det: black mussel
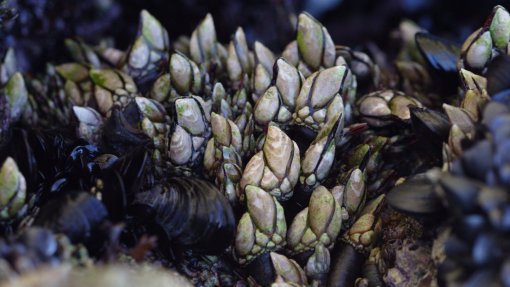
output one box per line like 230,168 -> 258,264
244,251 -> 308,287
15,227 -> 59,259
442,234 -> 471,260
415,33 -> 459,75
362,263 -> 384,287
102,106 -> 152,155
472,233 -> 501,266
131,177 -> 235,254
387,172 -> 445,217
437,173 -> 481,214
415,32 -> 460,93
455,215 -> 488,241
245,252 -> 275,286
410,107 -> 450,157
327,242 -> 365,287
456,140 -> 493,182
410,107 -> 450,142
100,147 -> 151,220
487,54 -> 510,96
55,145 -> 101,190
491,90 -> 510,109
0,227 -> 61,275
464,270 -> 501,287
34,191 -> 108,244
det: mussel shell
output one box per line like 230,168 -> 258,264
442,234 -> 471,260
245,252 -> 275,287
456,140 -> 492,182
132,177 -> 235,254
102,106 -> 152,155
34,191 -> 108,244
121,100 -> 144,130
410,107 -> 450,142
491,90 -> 510,108
410,107 -> 450,157
454,215 -> 488,242
387,173 -> 445,217
16,227 -> 59,260
471,233 -> 502,266
415,32 -> 460,93
464,270 -> 501,287
101,147 -> 150,220
362,263 -> 384,287
437,174 -> 481,214
327,242 -> 364,287
487,54 -> 510,96
415,33 -> 459,75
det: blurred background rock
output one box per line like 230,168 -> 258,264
0,0 -> 503,72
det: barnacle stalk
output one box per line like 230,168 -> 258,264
169,52 -> 203,97
226,27 -> 253,85
211,82 -> 232,119
287,185 -> 342,255
203,112 -> 243,204
56,63 -> 93,106
294,13 -> 335,76
89,69 -> 138,116
251,41 -> 275,102
357,89 -> 422,127
73,106 -> 103,144
300,115 -> 342,191
459,5 -> 510,71
293,65 -> 350,131
270,252 -> 308,286
4,72 -> 28,122
65,38 -> 101,68
124,10 -> 170,87
240,125 -> 300,201
235,186 -> 286,265
166,96 -> 211,174
305,244 -> 330,287
0,157 -> 26,220
135,97 -> 170,163
189,14 -> 224,73
0,48 -> 17,86
254,58 -> 304,129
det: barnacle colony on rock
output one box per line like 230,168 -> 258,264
2,3 -> 510,287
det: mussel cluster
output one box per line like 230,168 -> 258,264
1,3 -> 510,287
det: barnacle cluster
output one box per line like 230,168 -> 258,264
1,3 -> 510,287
